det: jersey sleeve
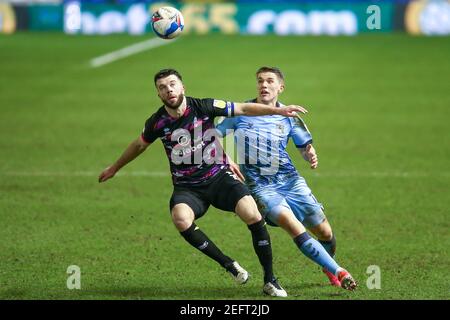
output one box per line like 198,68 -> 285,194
215,117 -> 237,137
289,116 -> 313,148
141,115 -> 159,144
198,98 -> 236,118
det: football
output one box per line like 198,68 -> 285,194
151,6 -> 184,39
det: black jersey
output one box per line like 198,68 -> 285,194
141,96 -> 235,186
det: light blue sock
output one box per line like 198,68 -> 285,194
294,232 -> 340,275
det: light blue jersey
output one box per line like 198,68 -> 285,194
216,101 -> 325,228
216,101 -> 312,188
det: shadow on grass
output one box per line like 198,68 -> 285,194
80,281 -> 349,300
286,282 -> 349,299
0,289 -> 28,299
0,281 -> 352,300
82,285 -> 268,300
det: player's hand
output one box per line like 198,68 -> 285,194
304,144 -> 318,169
229,160 -> 245,183
98,165 -> 118,183
279,105 -> 308,117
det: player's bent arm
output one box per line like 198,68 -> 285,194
299,147 -> 309,162
233,102 -> 307,117
299,144 -> 318,169
98,137 -> 150,183
112,137 -> 150,171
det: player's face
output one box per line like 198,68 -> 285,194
156,75 -> 185,109
257,72 -> 284,104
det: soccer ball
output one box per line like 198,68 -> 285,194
151,7 -> 184,39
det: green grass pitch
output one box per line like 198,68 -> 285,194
0,33 -> 449,300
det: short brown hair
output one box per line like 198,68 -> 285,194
154,69 -> 183,85
256,66 -> 285,83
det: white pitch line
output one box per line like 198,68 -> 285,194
1,171 -> 448,178
309,172 -> 450,178
1,171 -> 169,177
89,37 -> 177,68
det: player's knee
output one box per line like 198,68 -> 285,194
242,211 -> 262,225
235,196 -> 262,225
316,225 -> 333,241
309,217 -> 333,241
246,214 -> 262,225
171,205 -> 195,231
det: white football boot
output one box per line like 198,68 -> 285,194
226,261 -> 249,285
263,278 -> 288,297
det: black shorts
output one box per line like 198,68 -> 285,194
169,169 -> 251,219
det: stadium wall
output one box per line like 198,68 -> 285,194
1,0 -> 449,35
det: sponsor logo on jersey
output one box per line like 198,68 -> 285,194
177,135 -> 190,146
276,124 -> 285,134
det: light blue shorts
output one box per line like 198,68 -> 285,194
251,174 -> 326,229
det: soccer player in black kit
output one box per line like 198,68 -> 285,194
98,69 -> 307,297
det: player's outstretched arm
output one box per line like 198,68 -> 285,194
234,102 -> 307,117
98,137 -> 150,183
300,144 -> 318,169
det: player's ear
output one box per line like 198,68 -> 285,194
279,83 -> 285,94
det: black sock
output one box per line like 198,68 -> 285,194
318,234 -> 336,258
248,219 -> 274,283
180,223 -> 233,268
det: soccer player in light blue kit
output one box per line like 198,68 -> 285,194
216,67 -> 357,291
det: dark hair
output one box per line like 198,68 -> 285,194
154,69 -> 183,85
256,66 -> 285,83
